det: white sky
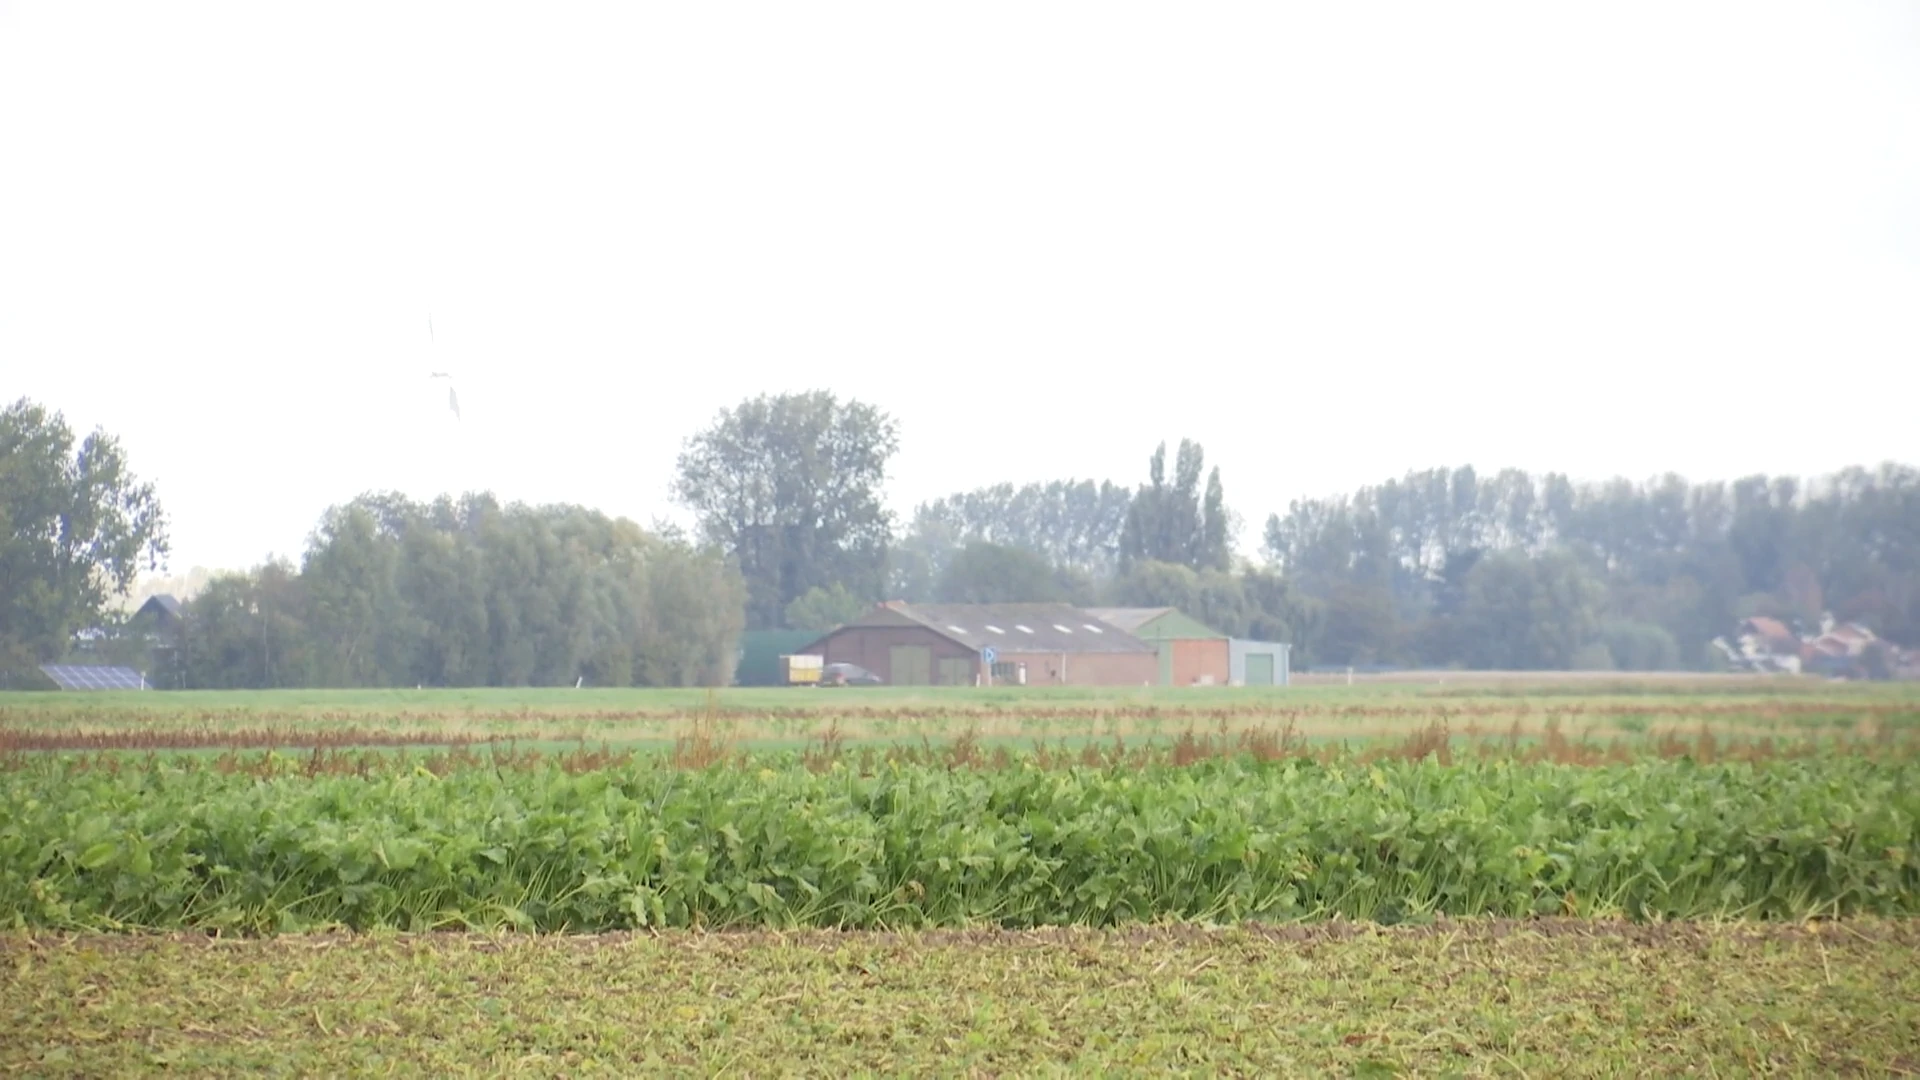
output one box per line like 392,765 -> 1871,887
5,2 -> 1918,574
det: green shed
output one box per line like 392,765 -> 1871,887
733,630 -> 822,686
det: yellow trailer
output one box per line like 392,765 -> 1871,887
779,654 -> 824,685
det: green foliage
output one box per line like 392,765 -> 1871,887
673,392 -> 898,629
5,751 -> 1916,932
1458,549 -> 1604,670
168,495 -> 743,689
1314,581 -> 1399,666
901,480 -> 1133,590
1263,463 -> 1920,669
1120,441 -> 1232,571
1602,619 -> 1682,672
936,542 -> 1077,604
783,584 -> 871,634
1569,642 -> 1616,671
1103,560 -> 1254,638
0,398 -> 168,667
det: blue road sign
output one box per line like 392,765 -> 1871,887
981,645 -> 998,665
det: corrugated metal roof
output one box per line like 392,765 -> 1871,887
849,603 -> 1154,654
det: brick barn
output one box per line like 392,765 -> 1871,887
801,602 -> 1159,686
1085,607 -> 1231,686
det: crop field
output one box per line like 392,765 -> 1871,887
2,675 -> 1916,751
4,678 -> 1918,1073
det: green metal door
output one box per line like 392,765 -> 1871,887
1245,652 -> 1274,686
889,645 -> 932,686
1158,643 -> 1174,686
937,657 -> 973,686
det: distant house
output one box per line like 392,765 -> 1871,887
1718,613 -> 1908,680
135,594 -> 184,631
1084,607 -> 1231,686
800,602 -> 1158,686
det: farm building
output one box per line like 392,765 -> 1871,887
733,629 -> 822,686
800,602 -> 1158,686
134,594 -> 185,630
1084,607 -> 1230,686
1229,639 -> 1292,686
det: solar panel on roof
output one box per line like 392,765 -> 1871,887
37,664 -> 148,691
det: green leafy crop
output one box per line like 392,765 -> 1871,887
3,752 -> 1915,932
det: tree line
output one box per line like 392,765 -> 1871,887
158,495 -> 743,689
4,391 -> 1917,687
1264,466 -> 1920,670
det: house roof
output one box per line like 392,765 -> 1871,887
139,594 -> 184,619
1740,616 -> 1795,644
1083,607 -> 1226,640
847,602 -> 1154,654
1080,607 -> 1171,633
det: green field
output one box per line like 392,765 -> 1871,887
5,679 -> 1917,1072
4,677 -> 1917,752
8,921 -> 1919,1076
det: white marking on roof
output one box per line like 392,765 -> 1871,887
947,625 -> 968,635
1052,624 -> 1073,634
1082,624 -> 1104,633
984,625 -> 1005,634
1014,624 -> 1034,633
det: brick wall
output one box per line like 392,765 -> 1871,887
998,650 -> 1158,687
1171,639 -> 1231,686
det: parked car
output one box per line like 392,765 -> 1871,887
820,662 -> 883,687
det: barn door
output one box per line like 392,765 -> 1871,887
937,657 -> 973,686
1245,652 -> 1274,686
889,645 -> 932,686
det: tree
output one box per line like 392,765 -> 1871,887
301,503 -> 410,686
936,542 -> 1072,604
1457,549 -> 1604,669
784,583 -> 871,633
174,491 -> 749,690
673,392 -> 898,629
1600,618 -> 1681,671
173,561 -> 314,689
0,398 -> 168,668
631,538 -> 747,687
906,479 -> 1133,580
1120,440 -> 1232,571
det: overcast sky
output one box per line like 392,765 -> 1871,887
5,2 -> 1917,575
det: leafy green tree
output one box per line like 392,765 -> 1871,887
1457,549 -> 1603,669
0,398 -> 168,668
1120,441 -> 1231,571
301,503 -> 411,686
1103,559 -> 1251,638
1315,581 -> 1399,666
784,583 -> 871,633
1600,619 -> 1681,671
217,492 -> 752,690
173,561 -> 313,689
631,537 -> 747,687
935,541 -> 1072,604
906,479 -> 1133,580
674,392 -> 898,629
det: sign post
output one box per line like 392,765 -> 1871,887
981,645 -> 997,687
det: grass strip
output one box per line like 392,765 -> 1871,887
5,919 -> 1917,1076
